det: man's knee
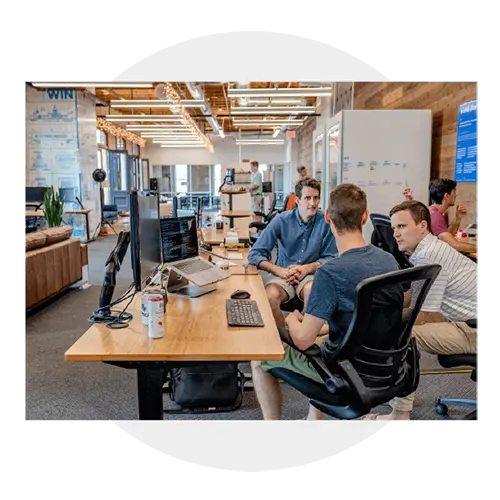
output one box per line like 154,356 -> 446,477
300,280 -> 314,301
266,284 -> 287,306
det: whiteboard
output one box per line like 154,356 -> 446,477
338,110 -> 432,241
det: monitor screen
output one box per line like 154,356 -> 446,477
129,190 -> 161,291
26,186 -> 47,203
59,187 -> 76,202
160,216 -> 199,263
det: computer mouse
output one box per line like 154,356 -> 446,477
231,289 -> 251,300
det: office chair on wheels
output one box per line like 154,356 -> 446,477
269,264 -> 442,419
435,319 -> 477,420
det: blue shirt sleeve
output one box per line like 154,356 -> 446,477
247,215 -> 281,268
304,265 -> 338,322
317,227 -> 338,266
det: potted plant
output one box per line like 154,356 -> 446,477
43,186 -> 64,227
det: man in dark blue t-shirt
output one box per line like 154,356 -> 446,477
251,184 -> 403,420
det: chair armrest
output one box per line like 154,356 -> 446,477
249,222 -> 267,231
254,211 -> 266,218
277,326 -> 347,394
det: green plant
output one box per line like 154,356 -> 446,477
43,186 -> 64,227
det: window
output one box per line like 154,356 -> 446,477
116,136 -> 125,149
96,129 -> 107,146
133,143 -> 139,155
174,164 -> 188,193
190,165 -> 210,192
212,164 -> 222,192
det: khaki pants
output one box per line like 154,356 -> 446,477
390,321 -> 477,412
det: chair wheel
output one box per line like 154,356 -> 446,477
435,402 -> 448,416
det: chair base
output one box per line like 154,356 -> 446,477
435,397 -> 477,419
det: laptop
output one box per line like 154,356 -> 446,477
160,216 -> 230,287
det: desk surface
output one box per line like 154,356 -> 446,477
200,227 -> 251,245
220,211 -> 252,218
65,272 -> 283,363
64,209 -> 92,214
25,211 -> 45,217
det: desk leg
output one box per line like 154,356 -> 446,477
85,213 -> 90,242
137,367 -> 164,420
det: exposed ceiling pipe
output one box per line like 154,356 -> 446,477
185,82 -> 225,138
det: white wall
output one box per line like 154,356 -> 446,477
144,135 -> 287,166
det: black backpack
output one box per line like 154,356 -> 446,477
163,363 -> 247,414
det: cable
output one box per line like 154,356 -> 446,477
87,283 -> 136,328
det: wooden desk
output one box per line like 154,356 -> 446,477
456,236 -> 478,260
26,210 -> 45,218
200,226 -> 250,245
204,246 -> 259,275
65,271 -> 283,419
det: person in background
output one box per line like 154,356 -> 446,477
363,200 -> 477,420
249,160 -> 263,222
297,165 -> 308,179
403,179 -> 476,253
251,184 -> 403,420
248,177 -> 337,331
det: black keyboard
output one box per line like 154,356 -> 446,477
226,299 -> 264,327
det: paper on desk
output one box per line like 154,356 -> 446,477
211,248 -> 244,260
225,253 -> 244,260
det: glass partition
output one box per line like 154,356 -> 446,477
326,124 -> 340,201
313,134 -> 323,182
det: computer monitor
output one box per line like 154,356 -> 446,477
160,216 -> 198,264
129,190 -> 162,291
99,231 -> 131,312
59,187 -> 76,203
262,181 -> 272,193
26,186 -> 47,203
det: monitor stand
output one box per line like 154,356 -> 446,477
166,269 -> 216,298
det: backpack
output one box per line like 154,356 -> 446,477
163,363 -> 246,414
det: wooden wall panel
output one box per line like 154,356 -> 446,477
353,82 -> 477,227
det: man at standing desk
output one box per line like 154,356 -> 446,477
249,160 -> 263,222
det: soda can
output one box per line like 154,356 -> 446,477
147,296 -> 165,339
141,291 -> 162,326
148,285 -> 168,313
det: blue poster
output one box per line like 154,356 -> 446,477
454,100 -> 477,183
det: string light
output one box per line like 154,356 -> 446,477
157,83 -> 214,152
96,117 -> 146,147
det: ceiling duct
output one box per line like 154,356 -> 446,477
185,82 -> 225,138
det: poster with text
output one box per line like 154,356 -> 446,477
454,100 -> 477,183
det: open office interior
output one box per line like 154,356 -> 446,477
25,81 -> 477,420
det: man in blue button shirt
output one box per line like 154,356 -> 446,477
248,177 -> 338,330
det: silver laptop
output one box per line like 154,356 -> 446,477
160,216 -> 230,286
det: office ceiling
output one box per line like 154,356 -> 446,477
92,82 -> 329,134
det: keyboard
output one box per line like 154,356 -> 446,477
174,258 -> 213,275
226,299 -> 264,327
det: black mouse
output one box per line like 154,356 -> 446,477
231,289 -> 251,300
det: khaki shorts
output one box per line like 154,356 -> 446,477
261,337 -> 326,384
251,194 -> 262,212
266,274 -> 314,302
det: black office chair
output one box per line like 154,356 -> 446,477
370,213 -> 412,270
269,264 -> 442,419
249,198 -> 279,246
435,319 -> 477,420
